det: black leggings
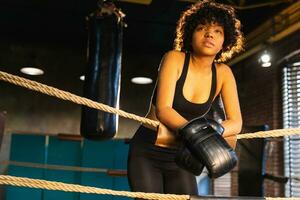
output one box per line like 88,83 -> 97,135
127,125 -> 198,195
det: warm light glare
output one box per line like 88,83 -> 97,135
80,75 -> 85,81
131,77 -> 153,84
20,67 -> 44,75
259,50 -> 272,68
262,62 -> 271,67
261,53 -> 271,63
292,62 -> 300,66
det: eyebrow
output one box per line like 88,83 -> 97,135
197,24 -> 224,29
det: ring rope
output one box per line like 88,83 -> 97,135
0,175 -> 299,200
266,198 -> 300,200
237,128 -> 300,139
1,70 -> 300,140
0,175 -> 189,200
0,71 -> 159,128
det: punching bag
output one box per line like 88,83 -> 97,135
81,4 -> 124,140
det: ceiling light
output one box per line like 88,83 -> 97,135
20,67 -> 44,75
260,52 -> 271,63
259,50 -> 272,67
80,75 -> 85,81
292,62 -> 300,66
262,62 -> 271,67
131,77 -> 153,85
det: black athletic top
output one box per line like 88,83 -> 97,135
151,52 -> 217,121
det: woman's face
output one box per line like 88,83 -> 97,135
191,23 -> 224,57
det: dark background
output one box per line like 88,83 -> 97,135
0,0 -> 299,196
0,0 -> 295,137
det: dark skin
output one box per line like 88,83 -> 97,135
142,23 -> 242,149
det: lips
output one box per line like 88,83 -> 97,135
203,40 -> 215,48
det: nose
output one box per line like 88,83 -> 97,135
204,29 -> 213,38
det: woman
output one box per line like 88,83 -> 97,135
128,0 -> 244,196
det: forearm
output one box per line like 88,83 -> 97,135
221,119 -> 242,137
156,107 -> 188,131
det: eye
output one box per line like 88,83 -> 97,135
215,29 -> 223,34
196,26 -> 204,31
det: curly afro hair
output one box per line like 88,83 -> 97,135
174,0 -> 244,62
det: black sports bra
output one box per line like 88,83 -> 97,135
151,52 -> 217,121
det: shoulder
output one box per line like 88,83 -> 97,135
162,50 -> 185,62
215,63 -> 232,73
215,63 -> 235,79
159,50 -> 186,75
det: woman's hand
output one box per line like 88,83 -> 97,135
155,122 -> 180,148
224,135 -> 237,149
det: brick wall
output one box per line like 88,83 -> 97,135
228,30 -> 300,196
231,56 -> 284,196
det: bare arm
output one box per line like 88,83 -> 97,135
155,51 -> 188,131
220,65 -> 243,138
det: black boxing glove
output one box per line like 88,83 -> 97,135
178,117 -> 237,178
206,118 -> 224,136
175,143 -> 204,176
174,118 -> 223,176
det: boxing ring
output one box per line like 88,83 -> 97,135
0,70 -> 300,200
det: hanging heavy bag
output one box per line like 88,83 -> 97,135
81,6 -> 124,140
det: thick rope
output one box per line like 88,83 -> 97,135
0,71 -> 159,128
237,128 -> 300,139
266,198 -> 300,200
1,70 -> 300,140
0,175 -> 299,200
0,175 -> 189,200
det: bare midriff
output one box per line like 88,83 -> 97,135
142,104 -> 237,149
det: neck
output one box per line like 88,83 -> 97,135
190,52 -> 215,71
